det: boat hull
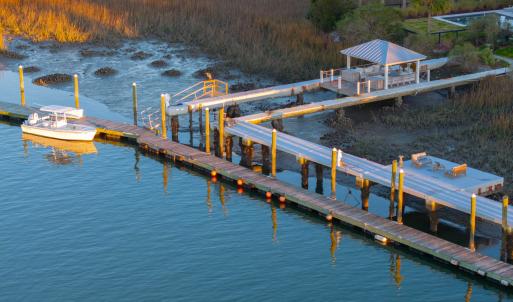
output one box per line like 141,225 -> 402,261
21,124 -> 97,141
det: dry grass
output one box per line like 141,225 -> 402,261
0,0 -> 344,81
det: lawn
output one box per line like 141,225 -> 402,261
404,18 -> 463,33
495,46 -> 513,59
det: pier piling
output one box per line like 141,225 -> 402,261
225,135 -> 233,162
300,157 -> 309,189
74,74 -> 80,109
271,129 -> 277,177
331,148 -> 337,197
132,83 -> 138,126
397,169 -> 404,224
261,145 -> 270,175
503,196 -> 509,232
389,160 -> 397,219
218,107 -> 225,157
469,194 -> 477,251
361,179 -> 370,211
205,108 -> 210,153
160,94 -> 167,139
315,163 -> 324,194
18,65 -> 25,107
171,116 -> 179,142
427,200 -> 439,233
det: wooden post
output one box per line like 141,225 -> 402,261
331,148 -> 337,197
160,94 -> 167,139
132,83 -> 138,126
19,65 -> 25,107
262,145 -> 270,175
469,193 -> 477,251
397,169 -> 404,224
300,158 -> 309,189
361,179 -> 370,211
205,108 -> 210,153
389,160 -> 397,219
315,163 -> 323,194
171,116 -> 179,142
74,74 -> 80,109
225,135 -> 233,162
218,106 -> 225,157
296,93 -> 304,106
503,196 -> 509,232
427,200 -> 439,233
271,129 -> 277,177
198,104 -> 203,135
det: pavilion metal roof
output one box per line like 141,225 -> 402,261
340,39 -> 426,66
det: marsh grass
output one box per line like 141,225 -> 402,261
0,0 -> 344,81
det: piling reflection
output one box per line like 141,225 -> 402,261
206,179 -> 213,213
219,183 -> 227,216
163,162 -> 169,193
271,205 -> 278,242
465,281 -> 473,302
22,133 -> 97,165
330,225 -> 342,264
134,149 -> 141,182
389,254 -> 404,288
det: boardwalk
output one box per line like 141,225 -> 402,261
2,101 -> 513,287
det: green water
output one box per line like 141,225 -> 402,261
0,122 -> 511,301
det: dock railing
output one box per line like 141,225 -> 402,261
172,79 -> 228,105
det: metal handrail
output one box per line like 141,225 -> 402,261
172,79 -> 229,105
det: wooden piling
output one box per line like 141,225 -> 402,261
361,179 -> 370,211
261,145 -> 270,175
243,139 -> 253,167
271,129 -> 277,177
315,163 -> 324,194
389,160 -> 397,219
296,93 -> 304,106
171,116 -> 179,142
205,108 -> 210,153
427,200 -> 439,233
160,94 -> 167,139
331,148 -> 337,197
300,158 -> 309,189
469,193 -> 477,252
74,74 -> 80,109
503,196 -> 509,232
397,169 -> 404,224
225,135 -> 233,162
218,107 -> 225,157
18,65 -> 25,107
132,83 -> 138,126
198,104 -> 203,135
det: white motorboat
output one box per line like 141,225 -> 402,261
21,108 -> 96,141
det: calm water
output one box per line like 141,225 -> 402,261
0,123 -> 511,301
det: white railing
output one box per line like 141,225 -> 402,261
320,68 -> 345,84
356,80 -> 371,96
140,107 -> 161,130
172,80 -> 229,105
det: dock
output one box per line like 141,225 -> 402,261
2,100 -> 513,287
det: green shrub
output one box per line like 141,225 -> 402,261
467,14 -> 500,47
336,3 -> 405,45
307,0 -> 355,32
449,42 -> 481,72
479,46 -> 496,65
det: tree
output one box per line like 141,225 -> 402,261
336,3 -> 405,45
411,0 -> 451,33
467,15 -> 500,47
307,0 -> 356,32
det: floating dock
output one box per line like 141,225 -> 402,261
2,101 -> 513,287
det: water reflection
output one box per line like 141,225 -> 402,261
134,149 -> 141,182
465,281 -> 473,302
389,254 -> 404,288
163,162 -> 169,193
22,133 -> 97,165
329,225 -> 342,264
206,179 -> 213,213
271,205 -> 277,242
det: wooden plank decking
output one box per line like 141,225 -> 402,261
2,101 -> 513,287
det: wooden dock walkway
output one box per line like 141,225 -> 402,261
227,121 -> 512,225
2,101 -> 513,287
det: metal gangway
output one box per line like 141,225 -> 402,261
172,79 -> 229,106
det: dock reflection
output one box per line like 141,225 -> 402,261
22,133 -> 97,165
330,225 -> 342,263
389,254 -> 403,288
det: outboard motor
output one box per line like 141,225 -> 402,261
27,113 -> 39,125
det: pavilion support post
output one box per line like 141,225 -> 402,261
346,55 -> 351,69
469,194 -> 477,252
415,60 -> 420,84
361,179 -> 370,211
315,163 -> 324,194
397,169 -> 404,224
300,158 -> 309,189
262,145 -> 270,175
427,69 -> 431,82
171,116 -> 179,142
384,65 -> 389,90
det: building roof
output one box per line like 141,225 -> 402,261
340,39 -> 426,66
